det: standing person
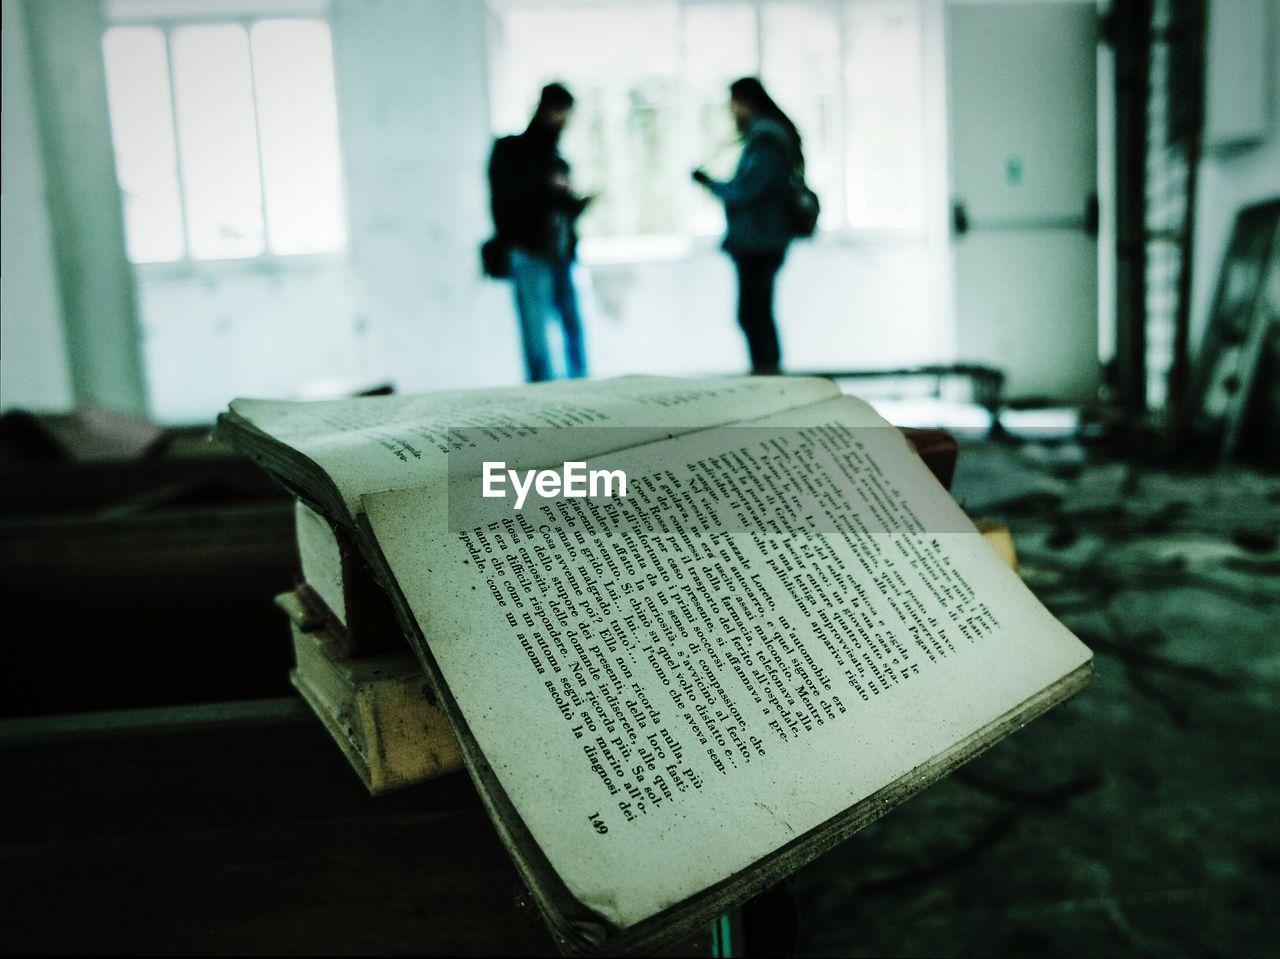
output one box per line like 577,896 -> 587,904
488,83 -> 592,382
692,77 -> 803,375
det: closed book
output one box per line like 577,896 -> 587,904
278,590 -> 461,794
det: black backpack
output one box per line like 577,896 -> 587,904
755,123 -> 820,239
789,169 -> 820,239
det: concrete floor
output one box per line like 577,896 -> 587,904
792,438 -> 1280,958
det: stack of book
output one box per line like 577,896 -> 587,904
219,375 -> 1090,956
279,498 -> 461,794
280,428 -> 1019,799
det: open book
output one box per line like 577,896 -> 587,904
217,375 -> 1091,956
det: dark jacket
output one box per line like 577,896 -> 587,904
706,118 -> 799,254
488,123 -> 587,261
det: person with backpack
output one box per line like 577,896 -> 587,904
486,83 -> 592,382
692,77 -> 813,376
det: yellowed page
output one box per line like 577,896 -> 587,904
229,375 -> 839,516
295,500 -> 348,625
362,395 -> 1092,930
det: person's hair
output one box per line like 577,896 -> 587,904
537,82 -> 575,113
729,77 -> 801,150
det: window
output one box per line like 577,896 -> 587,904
102,11 -> 346,263
491,0 -> 929,244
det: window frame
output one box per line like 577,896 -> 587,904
101,0 -> 350,274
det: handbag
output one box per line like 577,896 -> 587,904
480,236 -> 510,279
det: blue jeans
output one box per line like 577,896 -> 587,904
509,248 -> 587,382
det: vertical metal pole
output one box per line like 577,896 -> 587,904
1111,0 -> 1152,418
163,27 -> 191,259
1168,0 -> 1206,435
244,20 -> 271,255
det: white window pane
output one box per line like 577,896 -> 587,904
251,19 -> 346,255
102,27 -> 184,262
625,84 -> 677,234
504,5 -> 680,238
505,5 -> 679,93
567,82 -> 679,238
763,3 -> 841,229
845,0 -> 927,230
682,3 -> 757,235
683,3 -> 757,89
171,24 -> 264,259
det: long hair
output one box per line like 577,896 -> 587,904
729,77 -> 802,153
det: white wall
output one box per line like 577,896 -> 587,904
945,0 -> 1100,403
585,240 -> 946,379
0,0 -> 74,413
22,0 -> 148,414
139,0 -> 521,421
1190,0 -> 1280,352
